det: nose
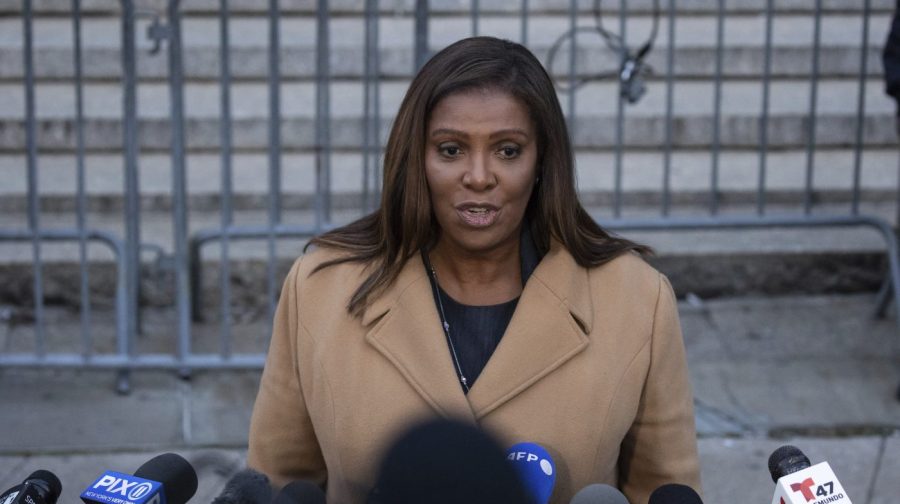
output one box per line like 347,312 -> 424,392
461,152 -> 497,191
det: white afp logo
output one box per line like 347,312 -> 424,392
507,451 -> 554,476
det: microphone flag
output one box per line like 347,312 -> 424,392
81,471 -> 166,504
770,462 -> 852,504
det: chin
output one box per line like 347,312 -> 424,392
448,231 -> 516,255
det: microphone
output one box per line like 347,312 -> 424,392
272,481 -> 325,504
211,469 -> 272,504
568,484 -> 628,504
768,445 -> 811,482
81,452 -> 198,504
369,418 -> 529,504
768,445 -> 852,504
505,442 -> 556,504
0,470 -> 62,504
648,484 -> 703,503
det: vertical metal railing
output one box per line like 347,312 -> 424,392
218,0 -> 235,357
266,0 -> 283,324
0,0 -> 129,376
757,0 -> 774,216
709,0 -> 725,216
661,0 -> 675,217
852,0 -> 872,216
120,0 -> 141,376
315,0 -> 332,228
363,0 -> 381,213
415,0 -> 429,70
73,0 -> 92,358
166,0 -> 192,374
612,0 -> 626,217
804,0 -> 823,214
520,0 -> 528,45
22,0 -> 45,358
567,0 -> 578,151
3,1 -> 899,378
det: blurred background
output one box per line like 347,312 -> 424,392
1,0 -> 899,502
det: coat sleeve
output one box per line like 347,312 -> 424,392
618,274 -> 702,504
247,257 -> 328,488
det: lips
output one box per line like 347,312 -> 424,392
455,203 -> 500,228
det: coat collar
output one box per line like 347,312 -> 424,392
362,240 -> 592,420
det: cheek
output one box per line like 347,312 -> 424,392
507,159 -> 538,203
424,161 -> 455,207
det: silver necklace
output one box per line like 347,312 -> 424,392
422,252 -> 470,393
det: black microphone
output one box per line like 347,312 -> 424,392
134,453 -> 198,504
210,469 -> 272,504
368,418 -> 529,504
81,453 -> 198,504
0,470 -> 62,504
767,445 -> 811,483
568,484 -> 628,503
648,484 -> 703,504
768,445 -> 850,504
272,481 -> 325,504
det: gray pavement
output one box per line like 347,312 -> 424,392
0,293 -> 898,502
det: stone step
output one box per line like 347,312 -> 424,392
0,112 -> 892,151
0,149 -> 896,211
0,0 -> 891,16
0,14 -> 888,80
0,79 -> 890,119
0,204 -> 895,311
0,199 -> 895,260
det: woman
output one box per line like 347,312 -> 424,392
248,36 -> 701,504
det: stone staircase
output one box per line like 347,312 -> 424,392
0,0 -> 897,314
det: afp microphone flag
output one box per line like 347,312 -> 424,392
81,472 -> 166,504
506,442 -> 555,504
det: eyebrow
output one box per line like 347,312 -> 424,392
429,128 -> 531,140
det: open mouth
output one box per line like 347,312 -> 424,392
456,205 -> 499,227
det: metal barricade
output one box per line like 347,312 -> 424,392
0,0 -> 897,389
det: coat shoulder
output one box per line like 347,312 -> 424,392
590,251 -> 667,298
286,246 -> 371,315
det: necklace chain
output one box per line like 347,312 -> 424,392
424,253 -> 470,393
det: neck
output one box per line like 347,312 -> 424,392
428,238 -> 522,305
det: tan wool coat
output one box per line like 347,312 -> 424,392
247,241 -> 702,504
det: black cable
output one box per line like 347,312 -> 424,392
546,0 -> 661,102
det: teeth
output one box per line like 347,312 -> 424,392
468,208 -> 487,213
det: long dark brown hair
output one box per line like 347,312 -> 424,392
308,36 -> 650,317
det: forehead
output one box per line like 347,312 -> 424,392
428,88 -> 534,135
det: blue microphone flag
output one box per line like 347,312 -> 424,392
506,442 -> 555,504
80,471 -> 166,504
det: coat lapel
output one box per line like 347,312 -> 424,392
360,241 -> 593,422
467,241 -> 592,419
362,253 -> 475,422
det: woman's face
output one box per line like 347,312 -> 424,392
425,88 -> 538,257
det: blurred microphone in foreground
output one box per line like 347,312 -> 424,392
568,484 -> 628,504
367,418 -> 529,504
211,469 -> 272,504
648,483 -> 703,503
0,470 -> 62,504
768,445 -> 852,504
272,481 -> 326,504
80,452 -> 198,504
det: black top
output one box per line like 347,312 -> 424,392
435,286 -> 519,387
424,224 -> 543,393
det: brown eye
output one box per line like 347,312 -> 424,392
439,144 -> 462,158
498,145 -> 521,159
